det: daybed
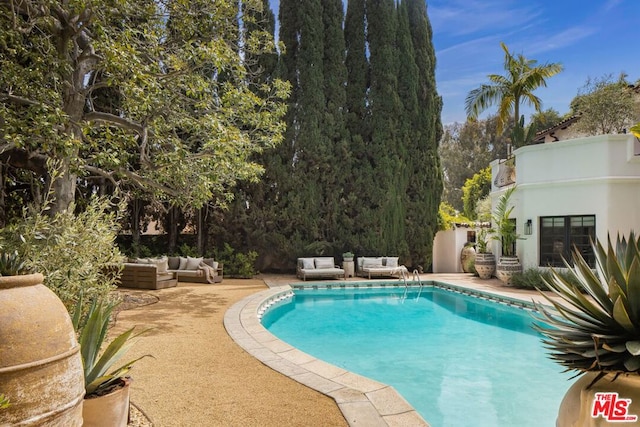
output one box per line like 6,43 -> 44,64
356,256 -> 407,279
297,257 -> 345,281
117,256 -> 223,289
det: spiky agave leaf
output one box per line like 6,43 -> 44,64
533,232 -> 640,375
79,298 -> 152,396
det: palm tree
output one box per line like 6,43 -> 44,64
465,42 -> 563,147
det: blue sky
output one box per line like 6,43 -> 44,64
267,0 -> 639,124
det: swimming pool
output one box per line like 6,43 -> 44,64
261,284 -> 572,427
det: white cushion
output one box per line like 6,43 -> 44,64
363,257 -> 383,268
384,257 -> 399,268
185,256 -> 203,270
178,257 -> 188,270
314,258 -> 335,269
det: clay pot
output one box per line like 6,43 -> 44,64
460,245 -> 476,273
474,253 -> 495,279
557,372 -> 640,426
495,256 -> 522,285
82,377 -> 131,427
0,273 -> 84,426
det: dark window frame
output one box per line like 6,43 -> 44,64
539,215 -> 596,267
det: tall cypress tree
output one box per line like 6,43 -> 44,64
320,0 -> 349,248
366,0 -> 405,256
343,0 -> 371,253
404,0 -> 444,269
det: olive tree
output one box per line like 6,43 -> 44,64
571,74 -> 639,135
0,0 -> 289,215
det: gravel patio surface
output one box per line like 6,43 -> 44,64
111,278 -> 347,427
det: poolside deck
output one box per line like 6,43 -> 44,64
114,273 -> 558,426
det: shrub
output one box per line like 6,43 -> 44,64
215,243 -> 258,278
0,195 -> 124,316
511,267 -> 582,290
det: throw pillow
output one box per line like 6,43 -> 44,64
178,257 -> 188,270
153,257 -> 168,273
136,258 -> 151,264
186,256 -> 203,270
168,256 -> 180,270
301,258 -> 315,269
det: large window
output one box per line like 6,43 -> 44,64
540,215 -> 596,267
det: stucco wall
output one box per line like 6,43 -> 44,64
433,227 -> 473,273
490,134 -> 640,270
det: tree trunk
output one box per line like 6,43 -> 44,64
0,164 -> 5,228
197,206 -> 206,256
167,206 -> 178,254
131,198 -> 142,257
49,159 -> 77,216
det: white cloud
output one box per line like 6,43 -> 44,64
429,0 -> 541,38
525,26 -> 598,55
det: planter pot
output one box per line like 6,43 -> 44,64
82,377 -> 131,427
495,256 -> 522,285
557,372 -> 640,426
460,245 -> 476,273
0,273 -> 84,426
474,253 -> 495,279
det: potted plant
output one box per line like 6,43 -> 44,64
342,251 -> 354,262
474,228 -> 495,279
76,296 -> 150,427
533,232 -> 640,426
0,251 -> 84,426
491,186 -> 522,284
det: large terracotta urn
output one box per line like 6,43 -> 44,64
460,245 -> 476,273
557,372 -> 640,426
0,273 -> 84,426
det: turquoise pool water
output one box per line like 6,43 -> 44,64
262,285 -> 573,427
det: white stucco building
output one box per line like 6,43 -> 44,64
490,134 -> 640,270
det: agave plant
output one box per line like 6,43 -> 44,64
533,232 -> 640,379
74,296 -> 150,396
0,251 -> 28,276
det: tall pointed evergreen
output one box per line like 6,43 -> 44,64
405,0 -> 444,269
366,0 -> 406,256
343,0 -> 370,252
320,0 -> 349,248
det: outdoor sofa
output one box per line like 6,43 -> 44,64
296,257 -> 345,281
356,256 -> 408,279
118,256 -> 223,290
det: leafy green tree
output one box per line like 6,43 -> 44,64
526,108 -> 563,138
0,0 -> 288,216
462,167 -> 492,220
465,42 -> 563,148
570,74 -> 639,135
439,116 -> 509,211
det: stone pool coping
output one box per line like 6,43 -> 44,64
223,274 -> 551,427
